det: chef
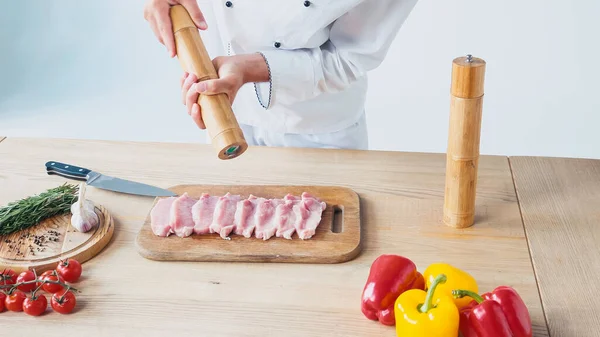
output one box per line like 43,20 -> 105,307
143,0 -> 418,150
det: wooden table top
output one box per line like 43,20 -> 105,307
510,156 -> 600,337
0,136 -> 593,336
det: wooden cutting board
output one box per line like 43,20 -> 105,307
135,185 -> 361,263
0,205 -> 114,274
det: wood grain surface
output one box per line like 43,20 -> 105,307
511,156 -> 600,337
136,184 -> 361,263
0,137 -> 549,337
0,205 -> 114,274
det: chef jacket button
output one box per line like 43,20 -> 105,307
225,1 -> 232,7
274,41 -> 281,48
304,1 -> 311,7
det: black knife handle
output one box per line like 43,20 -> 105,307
45,161 -> 91,181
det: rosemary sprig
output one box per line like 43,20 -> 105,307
0,183 -> 79,236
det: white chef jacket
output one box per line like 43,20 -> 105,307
197,0 -> 418,137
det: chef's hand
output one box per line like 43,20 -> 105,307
180,54 -> 270,130
143,0 -> 207,58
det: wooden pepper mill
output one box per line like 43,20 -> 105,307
443,54 -> 486,228
169,5 -> 248,160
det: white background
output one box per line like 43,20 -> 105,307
1,0 -> 598,159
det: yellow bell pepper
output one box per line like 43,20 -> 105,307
394,274 -> 459,337
423,262 -> 478,309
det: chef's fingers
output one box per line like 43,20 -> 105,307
144,3 -> 164,45
191,103 -> 206,129
186,81 -> 200,115
194,79 -> 232,96
154,2 -> 176,57
194,79 -> 236,105
182,73 -> 197,105
180,72 -> 189,89
179,0 -> 208,30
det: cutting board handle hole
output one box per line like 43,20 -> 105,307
331,205 -> 344,233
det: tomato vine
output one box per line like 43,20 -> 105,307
0,258 -> 83,315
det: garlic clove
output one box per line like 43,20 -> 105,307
71,212 -> 97,233
70,183 -> 99,233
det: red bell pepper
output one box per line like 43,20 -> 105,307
360,254 -> 425,326
452,286 -> 533,337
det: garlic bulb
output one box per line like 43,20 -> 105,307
70,183 -> 99,232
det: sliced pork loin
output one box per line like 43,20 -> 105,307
293,192 -> 327,240
150,196 -> 177,237
169,193 -> 198,237
191,193 -> 219,235
275,194 -> 301,239
254,198 -> 285,240
150,191 -> 327,240
233,195 -> 260,238
209,193 -> 241,239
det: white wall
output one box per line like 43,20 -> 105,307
1,0 -> 599,159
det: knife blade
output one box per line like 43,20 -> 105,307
45,161 -> 177,197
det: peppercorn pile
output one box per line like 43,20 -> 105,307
3,230 -> 63,257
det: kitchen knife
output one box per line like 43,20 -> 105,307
45,161 -> 177,197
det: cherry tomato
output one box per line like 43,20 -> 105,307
56,259 -> 82,283
23,294 -> 48,316
51,290 -> 76,314
0,292 -> 6,312
0,269 -> 17,286
16,270 -> 37,292
41,271 -> 64,294
36,270 -> 53,287
5,291 -> 26,312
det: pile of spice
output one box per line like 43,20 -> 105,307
3,230 -> 63,257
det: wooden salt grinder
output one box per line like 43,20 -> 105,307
443,55 -> 486,228
170,5 -> 248,160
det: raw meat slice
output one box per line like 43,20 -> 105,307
192,193 -> 219,234
209,193 -> 241,239
254,198 -> 285,240
233,195 -> 260,238
275,199 -> 297,240
150,197 -> 177,237
300,192 -> 323,203
169,193 -> 198,238
283,193 -> 301,202
294,192 -> 327,240
149,191 -> 326,241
